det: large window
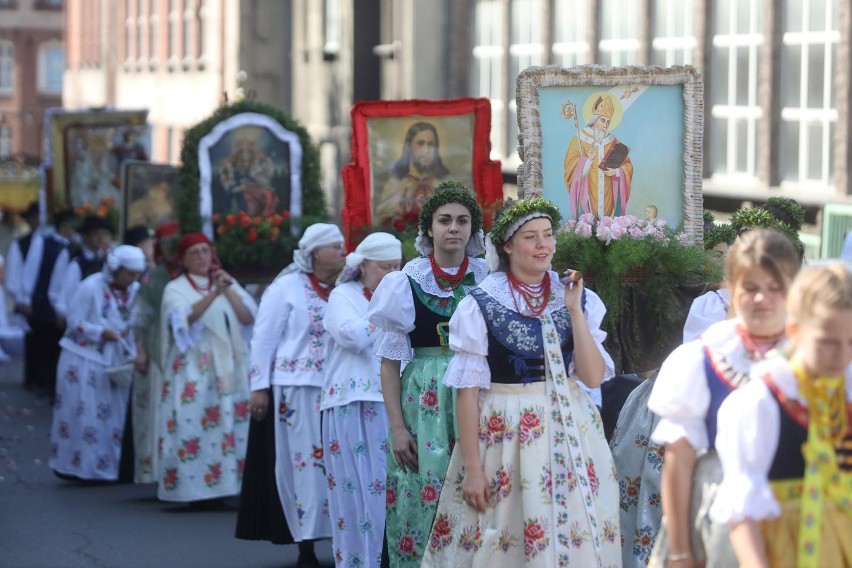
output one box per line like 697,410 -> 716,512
136,0 -> 146,64
471,0 -> 505,158
599,0 -> 640,66
38,42 -> 65,95
508,0 -> 544,162
651,0 -> 695,66
148,0 -> 158,63
779,0 -> 839,188
708,0 -> 762,180
0,125 -> 10,159
553,1 -> 589,66
0,41 -> 13,97
183,0 -> 195,62
168,0 -> 179,62
124,0 -> 134,63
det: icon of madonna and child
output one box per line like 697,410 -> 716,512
209,125 -> 291,218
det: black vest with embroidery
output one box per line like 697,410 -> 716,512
765,387 -> 808,480
470,287 -> 575,385
407,279 -> 452,349
17,233 -> 33,259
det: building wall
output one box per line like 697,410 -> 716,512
0,2 -> 64,159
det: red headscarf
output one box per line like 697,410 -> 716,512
176,232 -> 212,258
155,220 -> 181,240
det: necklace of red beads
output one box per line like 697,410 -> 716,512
507,271 -> 551,318
735,325 -> 784,360
309,273 -> 332,302
185,272 -> 213,294
429,254 -> 469,291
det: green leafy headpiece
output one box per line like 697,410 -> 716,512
704,223 -> 737,251
488,197 -> 562,250
417,181 -> 483,235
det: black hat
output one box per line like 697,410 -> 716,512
123,225 -> 154,247
53,207 -> 78,229
22,201 -> 40,219
79,215 -> 114,235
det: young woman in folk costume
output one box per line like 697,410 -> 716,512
241,223 -> 345,568
711,264 -> 852,568
647,229 -> 801,568
320,232 -> 402,567
368,181 -> 488,567
157,233 -> 257,505
422,197 -> 620,568
49,245 -> 146,481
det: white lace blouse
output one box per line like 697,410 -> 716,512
368,256 -> 489,362
682,288 -> 730,343
441,271 -> 615,391
709,357 -> 852,523
648,318 -> 757,451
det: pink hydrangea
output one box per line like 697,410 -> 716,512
575,221 -> 593,237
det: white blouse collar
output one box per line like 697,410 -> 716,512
756,356 -> 852,405
701,318 -> 776,375
402,256 -> 488,298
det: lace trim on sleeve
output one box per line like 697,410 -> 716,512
442,352 -> 491,389
374,329 -> 412,361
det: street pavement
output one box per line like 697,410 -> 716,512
0,357 -> 334,568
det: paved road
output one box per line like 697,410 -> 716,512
0,358 -> 334,568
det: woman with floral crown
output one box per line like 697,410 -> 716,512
421,197 -> 621,567
368,181 -> 489,567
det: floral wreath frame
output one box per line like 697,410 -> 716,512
515,65 -> 704,244
341,98 -> 503,248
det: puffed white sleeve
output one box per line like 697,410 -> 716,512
248,279 -> 291,391
442,295 -> 490,389
59,262 -> 83,320
66,279 -> 104,341
647,341 -> 712,450
48,248 -> 70,316
709,380 -> 781,523
368,271 -> 415,361
573,289 -> 615,382
683,291 -> 728,343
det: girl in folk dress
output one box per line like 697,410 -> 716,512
157,233 -> 256,504
368,182 -> 488,568
49,246 -> 146,481
647,229 -> 800,568
711,264 -> 852,568
321,232 -> 402,567
245,223 -> 345,568
422,197 -> 621,568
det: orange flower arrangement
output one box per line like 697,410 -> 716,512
211,209 -> 298,272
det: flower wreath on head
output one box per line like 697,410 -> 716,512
413,180 -> 486,257
485,197 -> 562,271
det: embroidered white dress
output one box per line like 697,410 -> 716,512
248,270 -> 332,541
321,280 -> 389,567
422,272 -> 620,568
49,273 -> 139,480
647,318 -> 767,568
157,275 -> 256,502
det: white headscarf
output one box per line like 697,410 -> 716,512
279,223 -> 344,276
337,232 -> 402,284
103,245 -> 147,282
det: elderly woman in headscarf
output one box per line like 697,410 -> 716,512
321,232 -> 402,567
240,223 -> 344,568
49,245 -> 147,482
157,232 -> 257,506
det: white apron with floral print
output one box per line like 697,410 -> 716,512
423,300 -> 621,567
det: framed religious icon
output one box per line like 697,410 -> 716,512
46,109 -> 150,212
515,65 -> 704,242
341,98 -> 503,242
121,161 -> 179,234
198,111 -> 303,238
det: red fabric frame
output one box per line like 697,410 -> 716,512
341,98 -> 503,248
